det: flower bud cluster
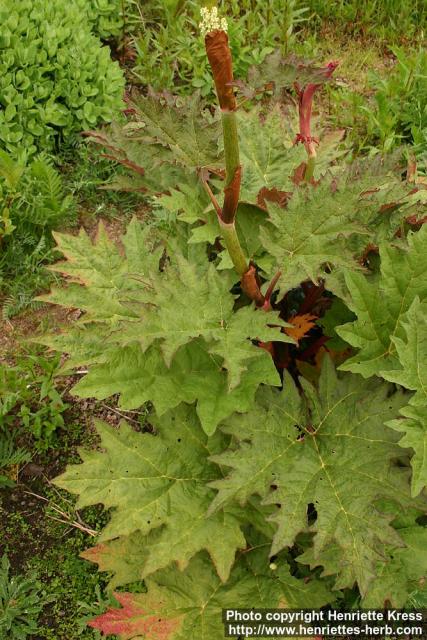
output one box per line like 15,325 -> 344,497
199,7 -> 228,36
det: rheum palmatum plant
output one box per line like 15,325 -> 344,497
38,6 -> 427,637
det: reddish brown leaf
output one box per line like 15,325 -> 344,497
258,340 -> 275,357
379,202 -> 398,213
292,161 -> 307,185
284,314 -> 317,344
257,187 -> 291,210
89,592 -> 182,640
81,543 -> 108,565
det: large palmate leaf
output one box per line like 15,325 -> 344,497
298,509 -> 427,608
360,505 -> 427,608
38,221 -> 163,322
128,93 -> 222,170
259,180 -> 368,294
258,162 -> 417,297
239,51 -> 338,99
208,358 -> 424,595
88,545 -> 334,640
55,406 -> 245,582
111,254 -> 292,389
39,219 -> 289,434
80,498 -> 276,590
337,226 -> 427,378
85,121 -> 185,194
237,107 -> 348,206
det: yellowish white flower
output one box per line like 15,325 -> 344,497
199,6 -> 228,36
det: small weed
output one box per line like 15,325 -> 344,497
0,348 -> 68,451
0,554 -> 45,639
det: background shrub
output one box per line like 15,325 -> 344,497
303,0 -> 427,39
328,47 -> 427,162
77,0 -> 124,39
364,48 -> 427,155
0,0 -> 125,159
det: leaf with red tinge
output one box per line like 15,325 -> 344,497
87,546 -> 333,639
89,592 -> 182,640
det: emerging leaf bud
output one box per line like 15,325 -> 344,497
294,61 -> 339,156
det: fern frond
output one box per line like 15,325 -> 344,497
0,435 -> 30,468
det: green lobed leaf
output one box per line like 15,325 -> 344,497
259,180 -> 368,295
381,297 -> 427,406
208,357 -> 424,595
71,340 -> 282,436
86,93 -> 223,194
387,404 -> 427,498
237,105 -> 304,203
40,219 -> 288,434
361,523 -> 427,608
55,405 -> 245,583
111,254 -> 292,388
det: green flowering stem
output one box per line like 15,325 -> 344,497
222,112 -> 239,187
202,8 -> 266,305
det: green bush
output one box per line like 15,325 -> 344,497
77,0 -> 124,39
0,0 -> 125,158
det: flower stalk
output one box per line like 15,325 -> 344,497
201,6 -> 265,304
